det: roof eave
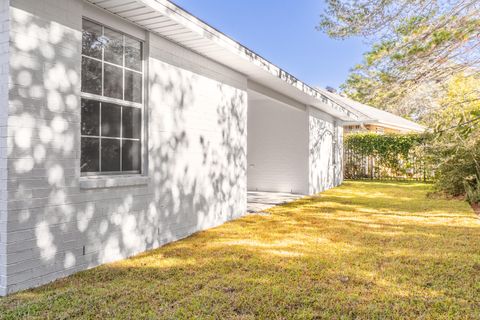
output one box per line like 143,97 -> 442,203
86,0 -> 360,121
344,120 -> 425,133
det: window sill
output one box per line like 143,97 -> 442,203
79,175 -> 150,189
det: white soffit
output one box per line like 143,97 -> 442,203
85,0 -> 360,121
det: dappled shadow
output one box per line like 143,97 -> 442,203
4,4 -> 247,295
2,2 -> 478,318
1,181 -> 479,318
308,110 -> 343,194
6,3 -> 85,293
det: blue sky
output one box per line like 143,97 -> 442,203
171,0 -> 368,89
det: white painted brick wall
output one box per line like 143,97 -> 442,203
335,125 -> 344,186
246,98 -> 343,196
0,0 -> 8,297
247,98 -> 309,194
3,0 -> 248,295
308,107 -> 343,194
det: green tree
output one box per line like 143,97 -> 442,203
318,0 -> 480,121
318,1 -> 480,201
428,74 -> 480,202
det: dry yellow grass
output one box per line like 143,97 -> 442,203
1,181 -> 479,319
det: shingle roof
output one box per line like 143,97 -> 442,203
317,88 -> 425,133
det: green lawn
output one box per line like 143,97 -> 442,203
1,181 -> 479,319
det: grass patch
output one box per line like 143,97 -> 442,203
1,181 -> 479,319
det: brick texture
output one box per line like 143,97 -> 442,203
0,0 -> 9,297
308,107 -> 343,194
4,0 -> 247,295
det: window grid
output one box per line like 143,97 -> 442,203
120,102 -> 123,172
120,31 -> 124,172
81,20 -> 144,102
99,101 -> 102,173
80,102 -> 141,175
81,56 -> 143,84
81,18 -> 144,176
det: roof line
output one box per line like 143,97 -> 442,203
146,0 -> 354,117
158,0 -> 315,86
315,88 -> 368,119
88,0 -> 359,120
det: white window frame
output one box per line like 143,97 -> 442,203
80,18 -> 145,177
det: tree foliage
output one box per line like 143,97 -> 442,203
345,133 -> 422,159
318,0 -> 480,121
344,133 -> 427,179
428,74 -> 480,202
319,1 -> 480,202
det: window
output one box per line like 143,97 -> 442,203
81,19 -> 143,175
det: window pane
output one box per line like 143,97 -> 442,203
81,57 -> 102,95
104,28 -> 123,66
82,20 -> 103,59
122,140 -> 141,172
81,137 -> 99,172
101,103 -> 121,137
81,99 -> 100,136
125,37 -> 142,71
103,64 -> 123,99
122,107 -> 141,139
124,70 -> 142,103
101,139 -> 120,172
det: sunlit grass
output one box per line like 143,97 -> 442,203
1,181 -> 479,319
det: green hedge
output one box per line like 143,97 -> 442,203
344,133 -> 428,180
345,132 -> 423,156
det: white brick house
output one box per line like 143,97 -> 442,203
0,0 -> 359,295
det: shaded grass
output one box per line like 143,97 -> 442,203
1,181 -> 479,319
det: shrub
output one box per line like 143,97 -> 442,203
344,133 -> 428,180
427,74 -> 480,203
